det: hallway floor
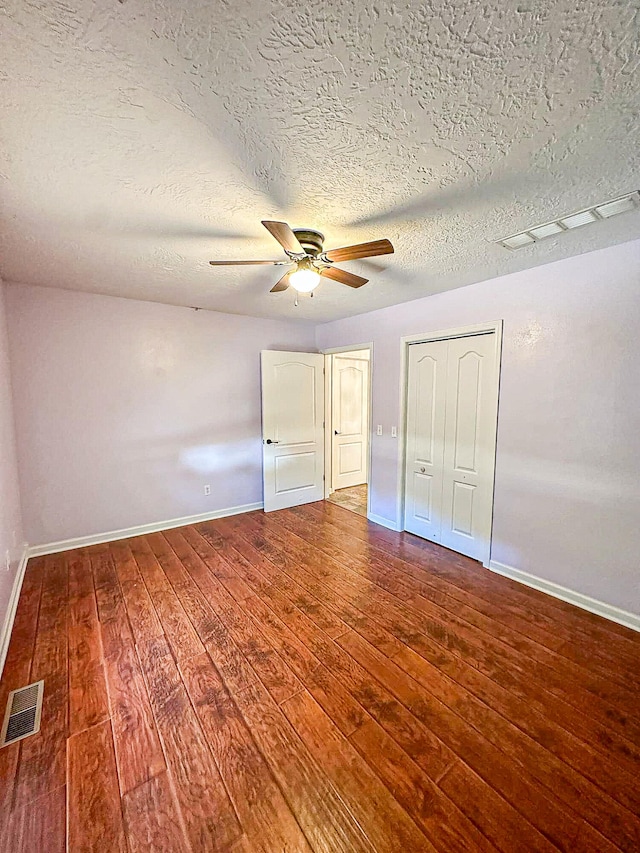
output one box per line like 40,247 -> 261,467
326,484 -> 368,517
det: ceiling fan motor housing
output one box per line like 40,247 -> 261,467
292,228 -> 325,256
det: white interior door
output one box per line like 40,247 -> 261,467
403,340 -> 448,542
261,351 -> 325,512
331,354 -> 369,490
439,334 -> 498,560
403,333 -> 499,562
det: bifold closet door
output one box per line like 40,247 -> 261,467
439,334 -> 498,561
403,339 -> 448,543
403,333 -> 498,563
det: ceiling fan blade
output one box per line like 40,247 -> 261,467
323,239 -> 394,262
261,220 -> 304,254
321,266 -> 369,288
270,271 -> 291,292
209,259 -> 289,266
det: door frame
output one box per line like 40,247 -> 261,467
321,342 -> 374,519
397,321 -> 503,566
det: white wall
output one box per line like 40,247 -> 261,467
316,239 -> 640,617
0,281 -> 25,648
5,284 -> 316,546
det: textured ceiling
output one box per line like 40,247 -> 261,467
1,0 -> 639,322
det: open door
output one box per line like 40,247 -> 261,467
261,351 -> 325,512
331,353 -> 370,490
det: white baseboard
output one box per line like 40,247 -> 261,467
367,512 -> 402,532
489,560 -> 640,633
0,545 -> 30,679
28,502 -> 264,558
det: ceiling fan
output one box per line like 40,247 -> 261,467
209,220 -> 394,295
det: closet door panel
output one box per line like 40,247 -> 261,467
403,340 -> 448,542
440,334 -> 498,561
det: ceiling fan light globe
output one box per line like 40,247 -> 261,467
289,268 -> 320,293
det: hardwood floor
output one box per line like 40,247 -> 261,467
1,502 -> 639,852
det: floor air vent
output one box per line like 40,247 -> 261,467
0,680 -> 44,747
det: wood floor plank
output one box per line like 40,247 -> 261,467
68,551 -> 110,735
68,720 -> 128,853
12,554 -> 69,812
0,784 -> 66,853
316,499 -> 640,657
198,522 -> 546,851
122,771 -> 190,853
283,507 -> 640,825
258,508 -> 640,780
395,641 -> 640,826
213,515 -> 352,640
103,639 -> 166,795
281,688 -> 436,853
240,592 -> 367,736
180,651 -> 313,853
146,530 -> 226,644
30,553 -> 68,680
229,570 -> 555,853
137,636 -> 242,852
0,557 -> 45,691
1,504 -> 639,852
93,549 -> 136,659
350,715 -> 529,853
109,539 -> 165,660
166,527 -> 303,704
225,676 -> 375,853
337,629 -> 623,853
129,534 -> 205,662
282,505 -> 640,726
312,499 -> 640,693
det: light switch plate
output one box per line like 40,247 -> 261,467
376,424 -> 383,436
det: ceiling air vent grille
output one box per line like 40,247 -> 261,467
497,191 -> 640,250
0,680 -> 44,748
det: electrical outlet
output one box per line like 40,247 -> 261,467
376,424 -> 383,436
391,426 -> 397,437
204,485 -> 211,496
5,550 -> 10,572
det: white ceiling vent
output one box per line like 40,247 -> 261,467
497,191 -> 640,250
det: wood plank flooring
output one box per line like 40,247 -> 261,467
1,501 -> 639,852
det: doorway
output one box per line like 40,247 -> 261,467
324,345 -> 372,518
400,323 -> 502,565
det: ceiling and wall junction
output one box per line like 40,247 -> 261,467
1,0 -> 638,322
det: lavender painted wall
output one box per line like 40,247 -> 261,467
316,239 -> 640,616
0,282 -> 25,638
5,284 -> 316,546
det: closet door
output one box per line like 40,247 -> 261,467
439,334 -> 498,561
403,340 -> 448,542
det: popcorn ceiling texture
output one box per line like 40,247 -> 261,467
1,0 -> 639,321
